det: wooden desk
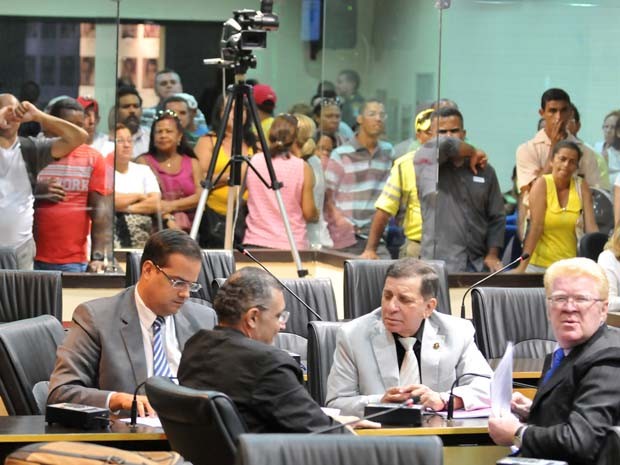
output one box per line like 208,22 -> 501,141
357,416 -> 510,465
0,416 -> 168,461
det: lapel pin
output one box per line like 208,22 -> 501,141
433,342 -> 440,350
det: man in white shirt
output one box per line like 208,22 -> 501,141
0,93 -> 87,269
47,229 -> 217,416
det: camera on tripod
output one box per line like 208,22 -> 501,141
220,0 -> 279,66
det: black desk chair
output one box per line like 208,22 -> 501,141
578,232 -> 609,261
236,434 -> 443,465
471,287 -> 555,359
307,321 -> 345,406
0,315 -> 66,415
125,250 -> 235,303
146,376 -> 247,465
0,270 -> 62,323
343,259 -> 451,320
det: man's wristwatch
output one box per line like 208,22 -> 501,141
513,425 -> 527,448
91,251 -> 105,262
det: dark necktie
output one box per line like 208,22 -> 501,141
542,348 -> 565,385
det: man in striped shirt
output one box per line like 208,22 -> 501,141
324,99 -> 395,255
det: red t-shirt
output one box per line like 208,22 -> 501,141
34,145 -> 111,264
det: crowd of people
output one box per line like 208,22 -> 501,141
1,69 -> 619,290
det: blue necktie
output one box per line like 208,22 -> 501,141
542,348 -> 565,385
152,316 -> 173,377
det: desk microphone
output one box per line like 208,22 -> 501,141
235,245 -> 322,321
309,398 -> 415,435
447,372 -> 492,420
460,254 -> 530,318
130,376 -> 177,427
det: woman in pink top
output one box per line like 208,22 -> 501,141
136,109 -> 202,232
243,114 -> 318,249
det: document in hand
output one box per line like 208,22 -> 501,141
491,341 -> 514,417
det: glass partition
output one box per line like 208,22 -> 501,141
0,3 -> 119,273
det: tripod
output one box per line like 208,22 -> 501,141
190,72 -> 308,277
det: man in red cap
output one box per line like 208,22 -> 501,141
253,83 -> 277,137
76,96 -> 109,155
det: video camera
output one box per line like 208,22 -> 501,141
220,0 -> 279,68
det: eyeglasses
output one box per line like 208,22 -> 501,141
547,294 -> 604,310
257,305 -> 290,323
155,109 -> 179,121
115,137 -> 132,144
319,97 -> 342,107
364,110 -> 388,121
154,264 -> 202,292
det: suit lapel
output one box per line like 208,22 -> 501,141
120,287 -> 148,385
370,314 -> 400,389
531,351 -> 573,410
174,309 -> 193,349
420,314 -> 444,385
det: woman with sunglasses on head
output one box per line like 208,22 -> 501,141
311,90 -> 352,148
194,95 -> 257,248
243,114 -> 318,250
515,141 -> 598,273
136,109 -> 202,233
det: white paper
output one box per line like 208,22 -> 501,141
429,407 -> 492,419
120,416 -> 162,427
321,407 -> 341,417
491,341 -> 513,417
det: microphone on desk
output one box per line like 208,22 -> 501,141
130,376 -> 178,427
309,398 -> 416,435
459,254 -> 530,318
235,245 -> 323,321
447,372 -> 492,420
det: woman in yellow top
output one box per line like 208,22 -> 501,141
194,95 -> 257,248
516,141 -> 598,273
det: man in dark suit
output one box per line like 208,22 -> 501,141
48,230 -> 217,416
178,267 -> 377,433
489,257 -> 620,465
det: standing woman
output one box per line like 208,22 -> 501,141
136,109 -> 202,232
243,114 -> 318,249
516,141 -> 598,272
194,95 -> 257,247
293,113 -> 333,249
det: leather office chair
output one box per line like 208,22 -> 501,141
578,232 -> 609,261
343,259 -> 451,320
0,315 -> 66,415
274,332 -> 308,363
307,321 -> 345,406
0,270 -> 62,322
125,250 -> 235,303
471,287 -> 555,359
146,376 -> 247,465
0,246 -> 18,270
591,187 -> 614,236
236,434 -> 443,465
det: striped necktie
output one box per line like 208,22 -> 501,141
152,316 -> 173,377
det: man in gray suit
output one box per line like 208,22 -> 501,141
48,230 -> 217,416
326,258 -> 492,417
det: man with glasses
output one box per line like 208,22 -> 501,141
489,257 -> 620,464
324,99 -> 395,255
48,230 -> 217,416
179,267 -> 378,433
326,258 -> 492,417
